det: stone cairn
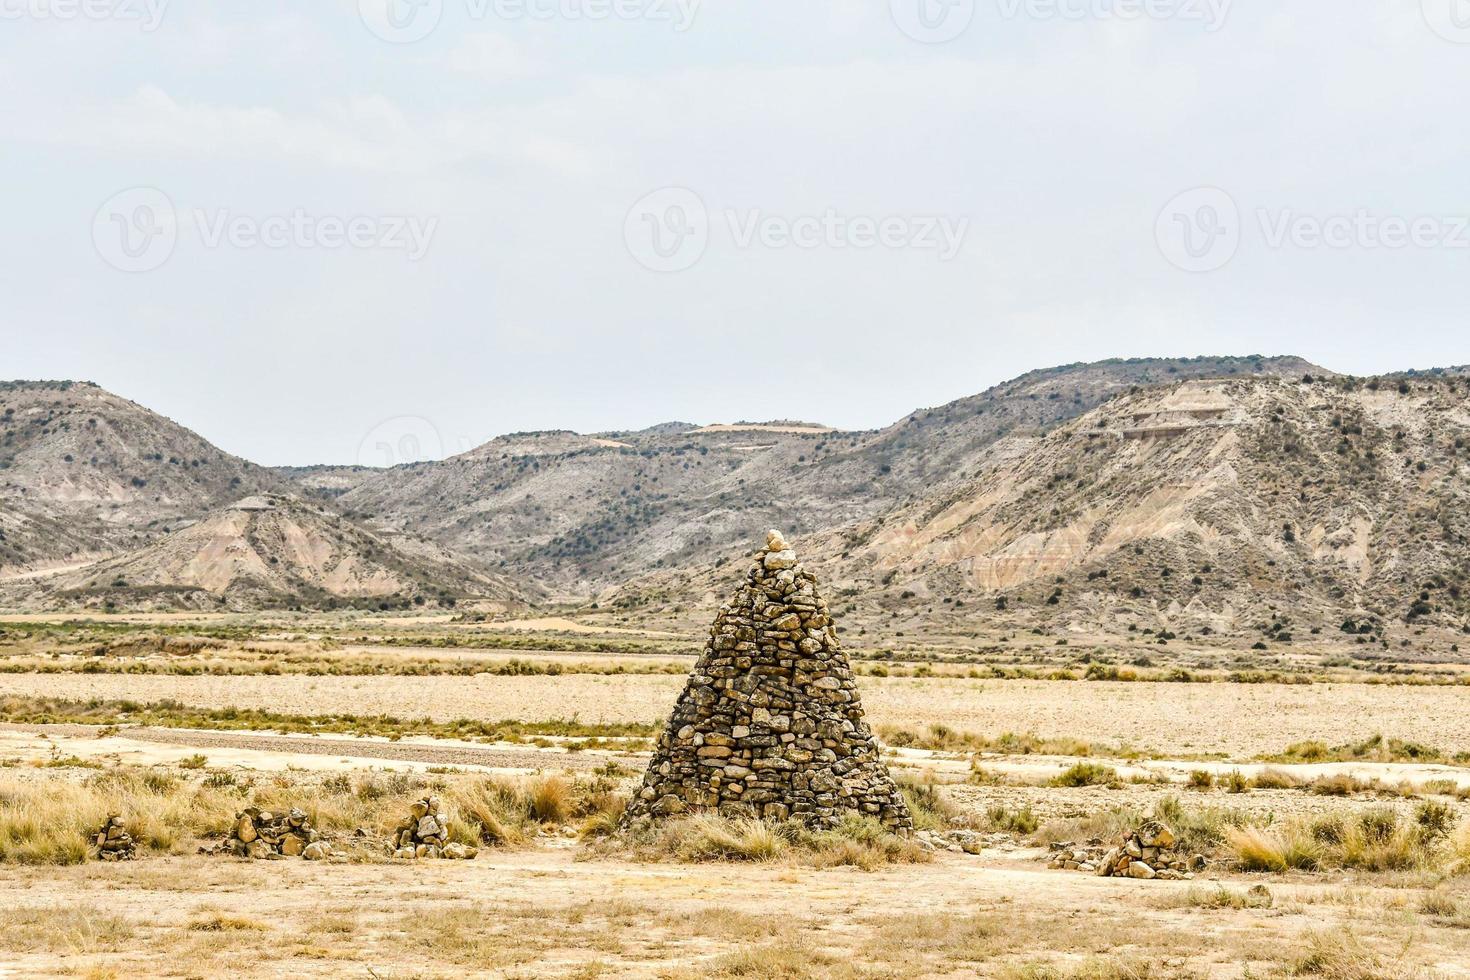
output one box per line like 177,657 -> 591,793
392,796 -> 478,860
92,814 -> 136,861
228,806 -> 331,860
1049,821 -> 1206,880
621,531 -> 912,833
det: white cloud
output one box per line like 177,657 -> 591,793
447,32 -> 543,79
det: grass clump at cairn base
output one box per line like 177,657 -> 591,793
0,766 -> 627,864
447,773 -> 624,846
1226,802 -> 1466,874
598,776 -> 956,869
601,812 -> 930,870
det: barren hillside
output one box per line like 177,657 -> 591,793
314,357 -> 1318,594
612,374 -> 1470,647
0,381 -> 277,570
7,494 -> 526,612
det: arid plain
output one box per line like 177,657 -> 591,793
2,610 -> 1468,979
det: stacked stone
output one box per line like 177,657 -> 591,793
392,797 -> 478,860
1050,821 -> 1206,880
621,531 -> 913,833
229,806 -> 331,860
92,815 -> 136,861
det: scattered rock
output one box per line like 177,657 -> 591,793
620,531 -> 913,834
1050,821 -> 1205,881
221,806 -> 325,860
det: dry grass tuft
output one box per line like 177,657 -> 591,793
188,910 -> 270,932
700,941 -> 856,978
0,770 -> 240,864
1251,767 -> 1303,790
1289,929 -> 1433,978
603,812 -> 928,869
1152,884 -> 1273,910
527,776 -> 572,824
0,904 -> 136,954
0,766 -> 629,863
1050,762 -> 1118,787
999,958 -> 1203,979
1227,806 -> 1463,874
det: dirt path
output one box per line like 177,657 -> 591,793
0,723 -> 635,773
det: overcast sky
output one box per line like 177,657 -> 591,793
3,0 -> 1467,465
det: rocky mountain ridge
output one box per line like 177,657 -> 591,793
318,356 -> 1322,594
12,355 -> 1467,636
612,373 -> 1470,644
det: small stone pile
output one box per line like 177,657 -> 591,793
1049,821 -> 1206,880
392,797 -> 478,860
92,815 -> 136,861
621,531 -> 912,833
229,806 -> 331,860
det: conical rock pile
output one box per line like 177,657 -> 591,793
92,815 -> 136,861
622,531 -> 912,832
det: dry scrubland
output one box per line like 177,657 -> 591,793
4,671 -> 1470,759
2,615 -> 1470,977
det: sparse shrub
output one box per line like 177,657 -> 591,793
1051,762 -> 1117,788
899,775 -> 961,831
1186,770 -> 1214,791
1251,768 -> 1301,790
985,804 -> 1039,836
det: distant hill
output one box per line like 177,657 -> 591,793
7,493 -> 528,612
18,354 -> 1464,643
614,372 -> 1470,645
304,356 -> 1324,593
0,381 -> 278,571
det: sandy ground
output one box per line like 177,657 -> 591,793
481,617 -> 684,638
0,725 -> 637,774
6,672 -> 1470,758
0,846 -> 1466,979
